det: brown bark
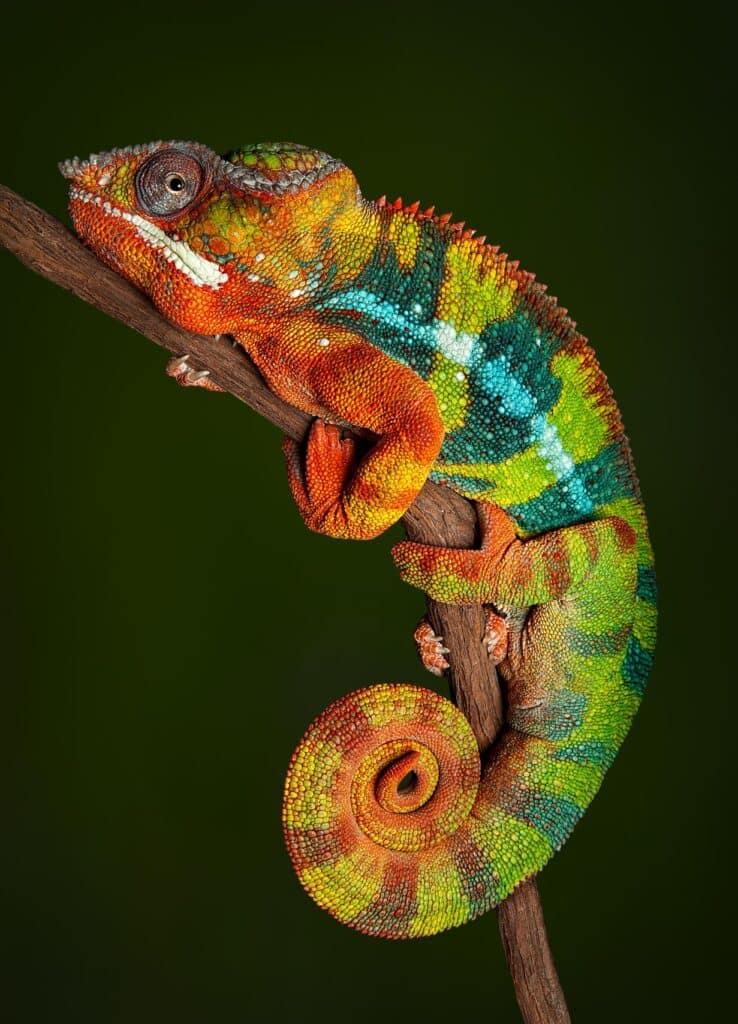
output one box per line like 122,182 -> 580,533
0,183 -> 571,1023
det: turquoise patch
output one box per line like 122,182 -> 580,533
552,741 -> 617,770
567,622 -> 631,658
478,356 -> 536,417
637,565 -> 658,603
505,789 -> 584,850
621,634 -> 654,696
507,689 -> 587,741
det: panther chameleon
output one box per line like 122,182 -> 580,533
60,140 -> 657,939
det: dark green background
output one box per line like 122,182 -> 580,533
1,2 -> 733,1021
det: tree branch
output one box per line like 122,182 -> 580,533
0,183 -> 571,1024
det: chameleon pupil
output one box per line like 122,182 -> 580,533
168,176 -> 184,192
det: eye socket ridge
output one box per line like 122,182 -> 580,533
135,149 -> 207,218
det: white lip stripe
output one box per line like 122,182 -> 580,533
70,187 -> 228,290
125,212 -> 228,289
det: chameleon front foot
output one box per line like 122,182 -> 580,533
166,354 -> 224,392
283,419 -> 360,537
413,620 -> 450,676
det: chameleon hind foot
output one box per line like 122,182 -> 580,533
483,609 -> 508,664
413,620 -> 450,676
414,611 -> 506,676
166,354 -> 224,392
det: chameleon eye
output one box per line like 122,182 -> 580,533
135,150 -> 204,217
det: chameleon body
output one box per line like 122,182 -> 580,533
60,141 -> 656,939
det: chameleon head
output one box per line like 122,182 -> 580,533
59,140 -> 357,335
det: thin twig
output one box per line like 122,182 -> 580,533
0,183 -> 571,1023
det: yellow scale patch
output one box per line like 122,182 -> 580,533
108,163 -> 134,206
300,847 -> 383,920
572,601 -> 633,642
548,351 -> 609,462
410,854 -> 470,937
532,751 -> 602,805
434,444 -> 556,506
428,353 -> 469,431
593,502 -> 656,647
284,739 -> 344,829
599,497 -> 653,564
386,213 -> 421,270
571,686 -> 640,746
482,808 -> 552,894
633,599 -> 658,649
437,243 -> 518,334
355,685 -> 422,727
593,499 -> 656,649
322,194 -> 382,287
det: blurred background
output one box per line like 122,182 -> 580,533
1,2 -> 733,1021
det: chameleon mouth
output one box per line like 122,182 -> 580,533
69,186 -> 229,291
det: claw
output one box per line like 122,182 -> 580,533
166,354 -> 224,392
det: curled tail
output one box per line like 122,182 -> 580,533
282,682 -> 621,939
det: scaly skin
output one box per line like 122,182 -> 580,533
61,140 -> 657,939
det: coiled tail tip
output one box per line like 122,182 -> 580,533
283,683 -> 503,939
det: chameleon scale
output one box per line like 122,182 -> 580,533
61,140 -> 657,939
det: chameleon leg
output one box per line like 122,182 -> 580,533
393,502 -> 637,606
283,420 -> 360,534
246,317 -> 445,541
166,354 -> 224,392
413,620 -> 450,676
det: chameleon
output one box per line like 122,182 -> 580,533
59,139 -> 657,939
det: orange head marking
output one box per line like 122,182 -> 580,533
59,140 -> 359,334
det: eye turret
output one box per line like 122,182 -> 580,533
135,149 -> 206,216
